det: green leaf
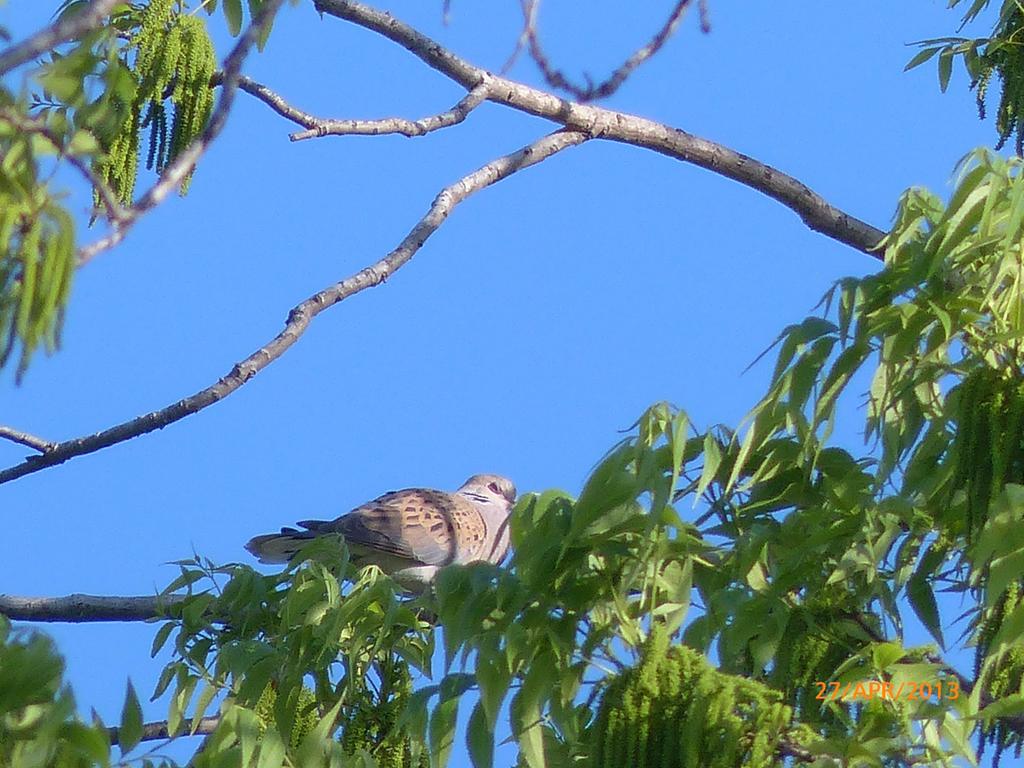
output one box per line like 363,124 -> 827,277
295,697 -> 344,764
466,700 -> 494,768
871,642 -> 907,671
191,681 -> 220,734
977,692 -> 1024,720
161,568 -> 206,595
907,574 -> 944,649
696,432 -> 722,497
67,129 -> 99,155
475,649 -> 510,729
119,680 -> 144,753
511,651 -> 554,768
223,0 -> 243,35
905,46 -> 942,71
249,0 -> 275,51
429,678 -> 463,768
986,601 -> 1024,658
150,622 -> 175,657
938,47 -> 954,92
256,727 -> 286,768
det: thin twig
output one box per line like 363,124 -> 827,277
523,0 -> 696,102
0,593 -> 183,622
77,0 -> 287,266
0,0 -> 122,76
0,425 -> 55,453
229,73 -> 491,141
109,716 -> 220,745
313,0 -> 885,258
0,129 -> 587,486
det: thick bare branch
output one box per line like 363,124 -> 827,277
0,0 -> 121,76
0,129 -> 587,486
78,0 -> 287,266
109,716 -> 220,746
314,0 -> 885,258
0,425 -> 54,453
0,593 -> 182,622
231,73 -> 491,141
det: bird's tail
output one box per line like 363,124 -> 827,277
244,528 -> 316,564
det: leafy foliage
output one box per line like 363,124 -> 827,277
0,0 -> 274,381
0,617 -> 112,767
0,123 -> 76,382
908,1 -> 1024,153
7,2 -> 1024,768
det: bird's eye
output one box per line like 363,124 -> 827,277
488,482 -> 500,494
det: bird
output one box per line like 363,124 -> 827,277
245,474 -> 517,590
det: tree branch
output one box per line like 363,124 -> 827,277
0,425 -> 54,453
521,0 -> 702,102
231,73 -> 491,141
0,593 -> 182,622
314,0 -> 885,259
0,129 -> 587,486
0,0 -> 122,76
78,0 -> 287,266
109,716 -> 220,746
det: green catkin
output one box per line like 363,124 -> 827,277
634,684 -> 649,768
977,66 -> 992,119
950,373 -> 982,492
947,367 -> 1024,541
143,101 -> 161,170
96,3 -> 216,203
590,630 -> 793,768
964,371 -> 991,538
144,19 -> 183,106
155,101 -> 169,171
1002,378 -> 1024,483
336,662 -> 428,768
975,581 -> 1024,765
254,682 -> 319,750
133,0 -> 175,80
170,15 -> 215,191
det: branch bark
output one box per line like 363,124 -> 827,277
0,129 -> 587,485
109,716 -> 220,746
0,593 -> 181,622
313,0 -> 885,258
231,73 -> 491,141
0,0 -> 122,76
520,0 -> 701,102
0,425 -> 54,453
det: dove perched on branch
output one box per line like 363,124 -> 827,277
245,474 -> 517,590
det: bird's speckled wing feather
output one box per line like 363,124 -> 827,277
297,488 -> 490,567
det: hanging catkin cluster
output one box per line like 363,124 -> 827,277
589,628 -> 801,768
254,681 -> 320,750
974,580 -> 1024,766
96,0 -> 216,206
972,4 -> 1024,155
0,197 -> 75,382
338,662 -> 429,768
948,366 -> 1024,541
769,598 -> 867,736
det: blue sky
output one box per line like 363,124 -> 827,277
0,1 -> 1002,765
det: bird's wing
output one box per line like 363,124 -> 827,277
298,488 -> 485,566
